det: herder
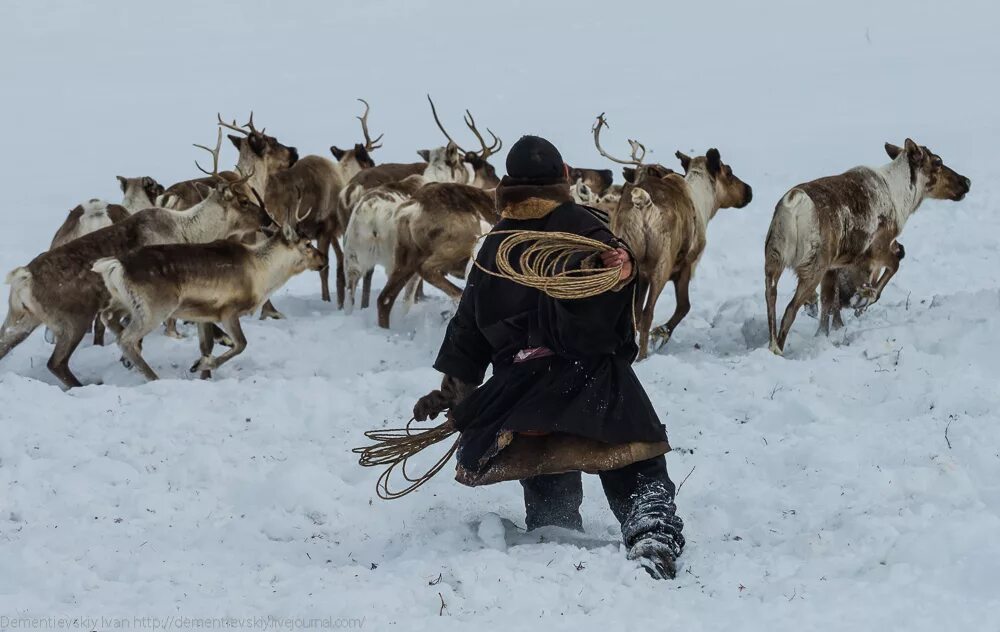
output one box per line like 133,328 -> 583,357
412,135 -> 685,579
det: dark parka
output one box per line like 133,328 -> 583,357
433,179 -> 669,483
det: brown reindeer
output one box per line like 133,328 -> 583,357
376,183 -> 497,328
765,139 -> 970,354
595,115 -> 752,359
158,114 -> 299,211
94,195 -> 326,381
247,102 -> 381,310
50,177 -> 164,250
0,175 -> 267,388
427,95 -> 504,189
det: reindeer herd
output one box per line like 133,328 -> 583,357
0,98 -> 972,389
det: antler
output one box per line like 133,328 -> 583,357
463,109 -> 502,160
426,94 -> 466,152
217,113 -> 249,135
592,113 -> 647,166
229,165 -> 256,188
193,128 -> 223,178
250,187 -> 279,227
356,98 -> 384,151
217,112 -> 264,136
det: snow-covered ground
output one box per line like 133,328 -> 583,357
1,1 -> 999,629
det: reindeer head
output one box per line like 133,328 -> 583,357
220,113 -> 298,177
330,98 -> 382,179
116,175 -> 164,210
568,167 -> 614,196
417,142 -> 468,184
885,139 -> 970,202
195,171 -> 270,238
675,148 -> 753,209
426,95 -> 502,187
255,191 -> 328,273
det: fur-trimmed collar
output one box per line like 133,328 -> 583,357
496,176 -> 572,220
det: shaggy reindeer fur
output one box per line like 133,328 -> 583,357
764,139 -> 970,354
94,223 -> 326,381
376,182 -> 496,329
612,151 -> 752,359
0,185 -> 267,388
342,175 -> 427,312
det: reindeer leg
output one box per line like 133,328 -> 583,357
632,276 -> 649,334
330,236 -> 347,309
652,264 -> 693,347
360,269 -> 374,310
119,313 -> 161,382
775,271 -> 823,353
194,314 -> 246,374
163,318 -> 183,339
639,269 -> 670,360
190,323 -> 216,380
0,309 -> 41,361
816,270 -> 836,337
47,319 -> 89,388
93,315 -> 106,347
831,279 -> 846,331
856,258 -> 901,315
377,265 -> 419,330
765,263 -> 782,354
259,300 -> 285,320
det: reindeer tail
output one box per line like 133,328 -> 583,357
5,267 -> 36,314
91,257 -> 128,304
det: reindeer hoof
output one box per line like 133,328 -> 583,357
649,326 -> 672,352
164,329 -> 185,340
803,300 -> 819,319
190,356 -> 215,373
259,308 -> 285,320
768,341 -> 784,356
120,355 -> 133,369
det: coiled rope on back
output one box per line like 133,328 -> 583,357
352,418 -> 458,500
474,230 -> 622,300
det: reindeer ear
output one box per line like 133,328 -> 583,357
675,151 -> 692,173
884,143 -> 903,160
706,148 -> 722,175
417,149 -> 431,162
227,134 -> 243,150
281,222 -> 297,242
622,167 -> 637,183
599,170 -> 614,189
330,146 -> 346,161
630,186 -> 652,207
116,176 -> 128,192
904,138 -> 924,161
193,182 -> 213,201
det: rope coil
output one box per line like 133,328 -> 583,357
474,230 -> 622,299
352,418 -> 458,500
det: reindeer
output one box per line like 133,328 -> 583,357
375,182 -> 498,328
595,115 -> 753,359
240,103 -> 381,311
336,95 -> 494,225
0,175 -> 267,388
158,114 -> 299,211
342,174 -> 427,312
568,166 -> 614,198
117,176 -> 165,212
764,139 -> 970,354
50,176 -> 164,249
427,95 -> 503,189
94,194 -> 326,381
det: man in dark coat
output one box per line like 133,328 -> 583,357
412,135 -> 685,579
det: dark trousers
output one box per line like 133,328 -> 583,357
520,456 -> 676,531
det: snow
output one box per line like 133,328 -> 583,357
1,0 -> 999,629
